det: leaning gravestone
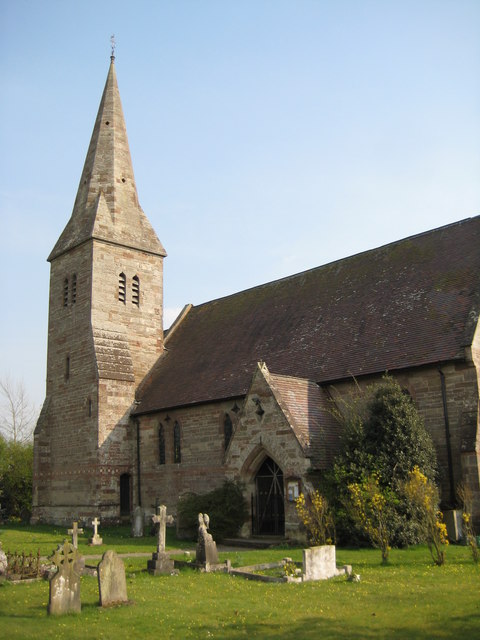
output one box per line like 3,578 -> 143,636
147,505 -> 174,575
48,540 -> 83,615
196,512 -> 219,566
98,550 -> 128,607
131,506 -> 144,537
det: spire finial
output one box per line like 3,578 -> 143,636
110,34 -> 116,61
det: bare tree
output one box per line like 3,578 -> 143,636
0,376 -> 37,443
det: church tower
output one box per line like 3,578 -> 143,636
32,56 -> 166,524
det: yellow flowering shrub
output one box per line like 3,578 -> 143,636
457,483 -> 479,563
295,491 -> 334,546
346,474 -> 391,564
402,467 -> 448,565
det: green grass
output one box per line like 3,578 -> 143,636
1,526 -> 479,639
0,523 -> 192,557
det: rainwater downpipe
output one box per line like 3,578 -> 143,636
438,369 -> 455,506
136,419 -> 142,507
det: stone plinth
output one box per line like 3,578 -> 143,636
147,552 -> 174,575
302,545 -> 336,581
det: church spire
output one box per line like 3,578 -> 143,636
49,56 -> 166,261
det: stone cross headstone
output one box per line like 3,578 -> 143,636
147,504 -> 174,575
48,540 -> 83,615
97,550 -> 128,607
196,512 -> 219,566
68,522 -> 84,549
131,505 -> 144,537
89,517 -> 103,546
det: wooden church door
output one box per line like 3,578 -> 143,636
254,457 -> 285,535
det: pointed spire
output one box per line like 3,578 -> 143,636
49,57 -> 166,261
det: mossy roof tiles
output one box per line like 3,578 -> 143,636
135,215 -> 480,414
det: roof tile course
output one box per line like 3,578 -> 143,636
136,216 -> 480,414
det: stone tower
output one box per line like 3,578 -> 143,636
32,56 -> 166,524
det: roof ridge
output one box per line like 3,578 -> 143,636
190,215 -> 480,312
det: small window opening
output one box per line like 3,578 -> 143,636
132,275 -> 140,306
159,424 -> 165,465
173,421 -> 181,464
71,274 -> 77,304
119,272 -> 126,303
224,413 -> 233,451
88,398 -> 92,417
63,278 -> 69,307
65,355 -> 70,380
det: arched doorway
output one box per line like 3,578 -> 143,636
253,457 -> 285,535
120,473 -> 132,517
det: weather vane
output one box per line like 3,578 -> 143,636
110,34 -> 116,59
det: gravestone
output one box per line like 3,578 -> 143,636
68,521 -> 84,549
98,550 -> 128,606
0,542 -> 7,579
48,540 -> 83,615
196,513 -> 219,565
131,506 -> 144,537
147,505 -> 174,575
302,545 -> 337,581
89,517 -> 103,546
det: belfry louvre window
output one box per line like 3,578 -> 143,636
158,424 -> 165,465
63,278 -> 69,307
118,272 -> 126,303
132,275 -> 140,306
173,421 -> 181,464
71,274 -> 77,304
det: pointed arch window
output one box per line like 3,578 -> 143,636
173,421 -> 181,464
71,273 -> 77,304
132,275 -> 140,306
158,423 -> 165,465
118,272 -> 126,303
63,278 -> 69,307
224,413 -> 233,451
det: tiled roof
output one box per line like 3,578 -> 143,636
268,373 -> 340,469
135,216 -> 480,414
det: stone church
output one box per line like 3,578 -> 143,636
32,57 -> 480,537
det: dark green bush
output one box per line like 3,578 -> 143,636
176,480 -> 248,541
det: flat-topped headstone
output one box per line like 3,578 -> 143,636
48,540 -> 83,615
68,521 -> 84,549
89,517 -> 103,546
147,505 -> 174,575
98,550 -> 128,607
131,506 -> 144,537
302,545 -> 337,581
0,542 -> 7,578
196,512 -> 219,566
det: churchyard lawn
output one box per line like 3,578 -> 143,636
0,525 -> 479,639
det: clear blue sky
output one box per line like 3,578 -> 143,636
1,0 -> 479,410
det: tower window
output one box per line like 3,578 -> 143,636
224,413 -> 233,451
63,278 -> 69,307
173,421 -> 181,464
119,272 -> 126,303
132,275 -> 140,306
65,355 -> 70,380
71,274 -> 77,304
159,424 -> 165,465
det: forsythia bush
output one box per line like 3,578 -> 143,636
346,474 -> 392,564
457,483 -> 479,563
402,467 -> 448,565
295,491 -> 334,546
